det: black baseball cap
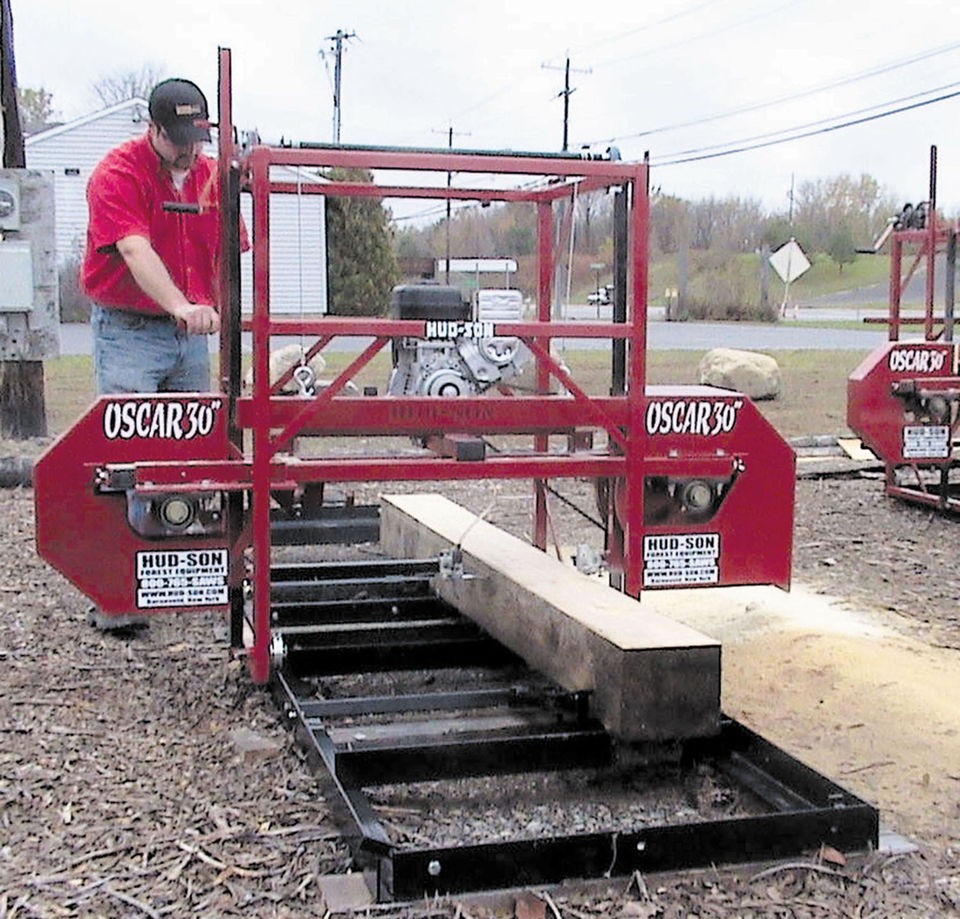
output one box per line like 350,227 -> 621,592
148,78 -> 212,145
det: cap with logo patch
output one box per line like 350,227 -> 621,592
148,78 -> 212,145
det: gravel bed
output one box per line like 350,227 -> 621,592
367,764 -> 760,850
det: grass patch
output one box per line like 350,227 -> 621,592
43,356 -> 96,436
788,252 -> 889,298
779,319 -> 883,331
562,349 -> 866,439
39,348 -> 869,442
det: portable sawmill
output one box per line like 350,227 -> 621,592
34,50 -> 797,677
33,49 -> 879,899
848,146 -> 960,513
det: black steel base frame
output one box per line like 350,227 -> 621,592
269,560 -> 879,902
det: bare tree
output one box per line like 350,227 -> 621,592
93,63 -> 165,106
18,86 -> 57,133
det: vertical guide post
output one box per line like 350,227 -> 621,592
611,189 -> 628,394
925,145 -> 938,341
533,201 -> 554,550
606,187 -> 629,591
889,231 -> 902,342
217,48 -> 242,436
217,48 -> 247,650
445,126 -> 452,284
250,146 -> 274,684
945,230 -> 956,343
624,158 -> 650,597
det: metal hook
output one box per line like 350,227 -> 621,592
293,363 -> 316,397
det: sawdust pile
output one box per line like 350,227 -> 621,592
3,473 -> 960,916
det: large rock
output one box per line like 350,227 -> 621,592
698,347 -> 781,400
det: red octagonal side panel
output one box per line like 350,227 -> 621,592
848,341 -> 959,464
34,394 -> 232,617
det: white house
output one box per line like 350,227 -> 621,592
25,100 -> 328,315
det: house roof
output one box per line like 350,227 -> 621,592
25,98 -> 149,146
25,97 -> 328,188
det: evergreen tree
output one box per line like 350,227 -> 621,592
325,167 -> 399,316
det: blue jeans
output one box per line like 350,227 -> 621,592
92,305 -> 212,394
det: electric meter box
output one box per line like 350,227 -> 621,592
0,177 -> 21,230
0,240 -> 34,311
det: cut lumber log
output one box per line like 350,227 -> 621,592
380,493 -> 721,742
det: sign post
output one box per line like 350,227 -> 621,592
590,262 -> 605,317
769,238 -> 810,319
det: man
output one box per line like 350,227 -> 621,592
81,78 -> 234,631
82,77 -> 232,394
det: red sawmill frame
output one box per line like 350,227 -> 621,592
34,50 -> 793,689
848,145 -> 960,514
213,50 -> 652,682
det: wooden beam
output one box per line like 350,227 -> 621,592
380,493 -> 721,742
0,360 -> 47,438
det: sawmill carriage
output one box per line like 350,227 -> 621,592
33,49 -> 878,900
848,147 -> 960,513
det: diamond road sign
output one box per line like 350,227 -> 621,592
769,239 -> 811,284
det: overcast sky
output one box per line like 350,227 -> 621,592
13,0 -> 960,216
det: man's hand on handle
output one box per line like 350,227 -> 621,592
116,234 -> 220,334
171,302 -> 220,335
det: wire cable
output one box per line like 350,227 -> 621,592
583,39 -> 960,147
597,0 -> 803,70
654,79 -> 960,160
651,86 -> 960,166
569,0 -> 725,57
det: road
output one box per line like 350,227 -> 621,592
56,313 -> 889,356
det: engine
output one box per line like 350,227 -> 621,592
386,284 -> 527,396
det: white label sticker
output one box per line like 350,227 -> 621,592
135,548 -> 229,608
903,425 -> 951,459
643,533 -> 720,587
424,320 -> 495,340
103,399 -> 221,441
645,399 -> 743,437
888,347 -> 947,375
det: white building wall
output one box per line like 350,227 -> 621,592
25,100 -> 149,263
240,170 -> 328,315
26,104 -> 328,315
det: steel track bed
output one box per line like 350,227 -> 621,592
269,558 -> 879,902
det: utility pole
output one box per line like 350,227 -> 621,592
1,0 -> 47,440
323,28 -> 356,144
542,54 -> 591,152
432,124 -> 470,283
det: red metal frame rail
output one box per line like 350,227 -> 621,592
34,48 -> 795,687
219,49 -> 652,682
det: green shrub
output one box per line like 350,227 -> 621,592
684,253 -> 777,322
58,254 -> 92,322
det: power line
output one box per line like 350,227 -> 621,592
653,79 -> 960,160
651,86 -> 960,167
569,0 -> 725,57
596,0 -> 803,70
443,1 -> 723,135
583,39 -> 960,147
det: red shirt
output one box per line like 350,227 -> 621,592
82,133 -> 227,315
